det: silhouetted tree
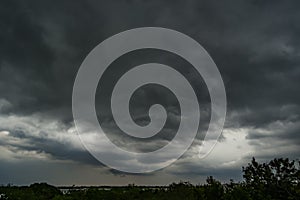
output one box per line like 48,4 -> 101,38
204,176 -> 224,200
0,157 -> 299,200
243,157 -> 300,200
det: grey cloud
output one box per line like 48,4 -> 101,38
0,113 -> 100,166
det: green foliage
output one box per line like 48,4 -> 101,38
203,176 -> 224,200
243,157 -> 299,200
0,183 -> 61,200
0,158 -> 299,200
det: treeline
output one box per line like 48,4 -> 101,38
0,158 -> 299,200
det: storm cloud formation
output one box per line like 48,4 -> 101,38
0,0 -> 299,185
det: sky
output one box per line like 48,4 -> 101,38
0,0 -> 299,186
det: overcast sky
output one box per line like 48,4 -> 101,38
0,0 -> 299,186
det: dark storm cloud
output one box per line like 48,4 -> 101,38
1,0 -> 300,124
0,0 -> 300,183
8,130 -> 99,166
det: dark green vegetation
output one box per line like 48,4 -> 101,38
0,158 -> 299,200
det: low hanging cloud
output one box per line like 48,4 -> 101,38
0,109 -> 99,166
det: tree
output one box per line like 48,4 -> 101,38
168,181 -> 196,200
223,180 -> 251,200
30,183 -> 62,200
204,176 -> 224,200
243,157 -> 300,200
